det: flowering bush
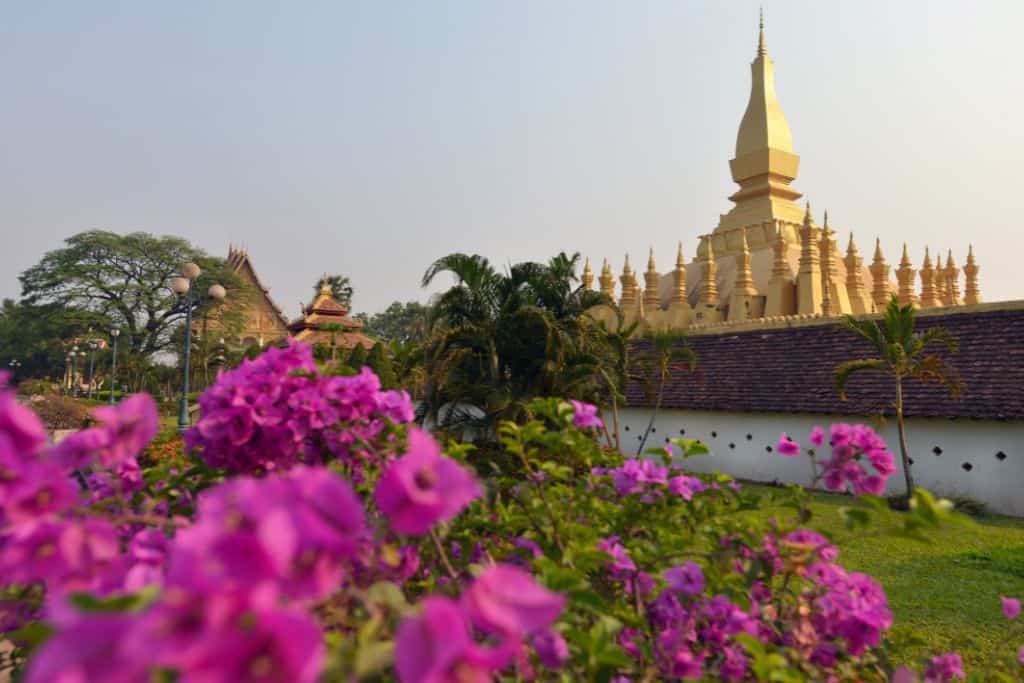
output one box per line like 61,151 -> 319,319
0,342 -> 1021,681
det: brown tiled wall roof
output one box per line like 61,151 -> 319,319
624,305 -> 1024,421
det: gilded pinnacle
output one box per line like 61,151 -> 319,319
757,7 -> 767,57
676,241 -> 685,267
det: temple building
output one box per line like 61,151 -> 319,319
586,15 -> 981,333
603,15 -> 1022,517
287,277 -> 375,351
225,245 -> 290,347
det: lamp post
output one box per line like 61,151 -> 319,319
7,359 -> 21,381
87,339 -> 98,400
172,264 -> 227,434
109,329 -> 120,405
70,346 -> 80,397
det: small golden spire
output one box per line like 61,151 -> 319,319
672,242 -> 687,305
644,248 -> 660,310
869,238 -> 890,311
319,274 -> 331,296
963,245 -> 981,304
896,245 -> 916,306
698,235 -> 719,306
757,7 -> 767,58
599,258 -> 615,297
582,257 -> 594,290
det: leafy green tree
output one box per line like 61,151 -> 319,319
19,230 -> 246,359
0,299 -> 109,384
420,251 -> 609,436
835,296 -> 962,503
366,343 -> 398,389
315,275 -> 354,308
346,343 -> 369,370
354,301 -> 429,343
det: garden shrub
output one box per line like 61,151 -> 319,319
0,342 -> 1021,682
27,392 -> 90,430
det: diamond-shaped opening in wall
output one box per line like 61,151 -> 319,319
746,434 -> 753,440
962,462 -> 973,472
996,451 -> 1007,461
711,431 -> 717,438
679,428 -> 685,435
765,445 -> 773,453
729,443 -> 735,449
624,425 -> 630,431
932,446 -> 943,456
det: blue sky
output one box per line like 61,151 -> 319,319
1,1 -> 1021,316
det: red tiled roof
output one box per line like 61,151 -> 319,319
624,304 -> 1024,421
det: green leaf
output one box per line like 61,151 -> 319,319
353,640 -> 395,678
68,585 -> 160,613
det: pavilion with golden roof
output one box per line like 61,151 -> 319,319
584,14 -> 981,333
287,277 -> 375,351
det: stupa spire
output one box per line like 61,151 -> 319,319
644,248 -> 661,310
582,257 -> 593,291
758,7 -> 767,57
869,238 -> 891,311
671,242 -> 688,306
963,245 -> 981,304
599,259 -> 615,298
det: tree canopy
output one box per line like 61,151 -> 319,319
355,301 -> 429,343
19,230 -> 246,358
315,275 -> 354,308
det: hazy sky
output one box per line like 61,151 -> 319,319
2,1 -> 1022,317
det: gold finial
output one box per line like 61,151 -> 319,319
803,201 -> 812,226
873,237 -> 884,261
647,246 -> 656,272
757,7 -> 767,57
582,257 -> 594,290
319,274 -> 331,296
900,243 -> 911,266
847,232 -> 858,256
676,241 -> 685,268
922,246 -> 932,269
623,253 -> 633,275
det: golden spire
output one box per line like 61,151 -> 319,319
798,202 -> 819,274
672,242 -> 687,305
599,258 -> 615,298
758,7 -> 767,57
896,244 -> 916,307
919,247 -> 939,308
963,245 -> 981,304
620,255 -> 637,308
844,233 -> 864,292
869,238 -> 890,311
735,10 -> 794,158
319,274 -> 331,297
734,231 -> 756,295
945,250 -> 961,305
582,257 -> 593,291
643,248 -> 661,310
698,236 -> 719,306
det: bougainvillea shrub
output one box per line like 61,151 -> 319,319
0,340 -> 1021,681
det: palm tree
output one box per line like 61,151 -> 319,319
634,330 -> 696,455
420,251 -> 609,437
835,296 -> 962,503
593,309 -> 639,451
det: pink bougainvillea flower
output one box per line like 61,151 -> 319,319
532,630 -> 569,669
395,596 -> 515,683
924,653 -> 964,682
1018,645 -> 1024,666
463,563 -> 565,636
0,371 -> 48,457
664,561 -> 705,596
375,428 -> 481,535
1001,596 -> 1020,620
808,426 -> 826,447
90,394 -> 159,468
568,400 -> 603,429
777,433 -> 801,456
22,611 -> 148,683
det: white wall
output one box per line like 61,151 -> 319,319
617,408 -> 1024,517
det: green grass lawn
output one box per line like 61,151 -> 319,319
742,485 -> 1024,669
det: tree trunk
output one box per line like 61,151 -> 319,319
895,376 -> 915,504
636,367 -> 666,456
611,397 -> 621,452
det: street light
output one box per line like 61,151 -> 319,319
109,329 -> 120,405
7,359 -> 22,381
172,264 -> 227,434
87,339 -> 98,400
70,346 -> 80,397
